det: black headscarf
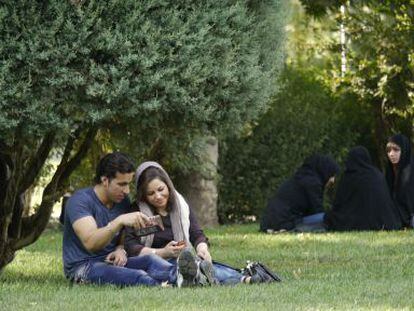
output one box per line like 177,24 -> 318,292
387,134 -> 412,170
325,146 -> 401,231
344,146 -> 372,171
385,134 -> 414,226
294,154 -> 340,186
260,154 -> 339,231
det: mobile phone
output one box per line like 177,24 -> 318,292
176,240 -> 185,246
135,215 -> 165,237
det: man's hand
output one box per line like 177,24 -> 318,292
105,248 -> 127,267
196,242 -> 212,263
117,212 -> 150,229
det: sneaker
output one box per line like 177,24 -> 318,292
177,249 -> 199,287
199,260 -> 217,285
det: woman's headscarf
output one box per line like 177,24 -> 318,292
135,161 -> 189,246
294,154 -> 340,186
385,133 -> 414,226
345,146 -> 372,172
387,134 -> 412,170
325,146 -> 401,231
385,134 -> 413,191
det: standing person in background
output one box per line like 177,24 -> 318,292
385,134 -> 414,228
324,146 -> 402,231
260,154 -> 339,233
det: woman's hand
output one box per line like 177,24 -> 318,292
162,241 -> 186,258
105,248 -> 127,267
196,242 -> 212,263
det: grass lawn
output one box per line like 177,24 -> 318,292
1,224 -> 413,310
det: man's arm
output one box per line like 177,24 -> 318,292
73,212 -> 149,253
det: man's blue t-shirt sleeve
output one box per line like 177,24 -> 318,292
66,192 -> 94,225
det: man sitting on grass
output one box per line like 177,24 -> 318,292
62,152 -> 200,287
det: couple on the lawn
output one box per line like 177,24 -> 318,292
63,152 -> 279,287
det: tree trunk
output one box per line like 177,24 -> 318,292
0,127 -> 97,271
0,241 -> 15,273
181,137 -> 219,227
0,150 -> 16,272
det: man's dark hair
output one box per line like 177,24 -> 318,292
94,152 -> 135,184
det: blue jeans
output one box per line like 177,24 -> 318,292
302,212 -> 325,224
169,259 -> 242,285
79,254 -> 177,286
295,212 -> 326,232
213,262 -> 243,285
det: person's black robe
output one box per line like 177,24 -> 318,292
325,146 -> 401,231
260,154 -> 339,231
385,134 -> 414,227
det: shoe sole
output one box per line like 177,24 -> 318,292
199,261 -> 216,285
178,249 -> 198,286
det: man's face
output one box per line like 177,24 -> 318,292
101,172 -> 134,204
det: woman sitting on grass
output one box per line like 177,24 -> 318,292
260,154 -> 339,233
125,161 -> 279,286
324,146 -> 402,231
385,133 -> 414,228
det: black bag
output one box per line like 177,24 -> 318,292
242,261 -> 282,282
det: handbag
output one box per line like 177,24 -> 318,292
242,261 -> 282,282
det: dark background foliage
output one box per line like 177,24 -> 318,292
218,66 -> 361,222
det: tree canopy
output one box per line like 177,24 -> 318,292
0,0 -> 287,269
295,0 -> 414,167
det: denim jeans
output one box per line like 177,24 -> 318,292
75,254 -> 177,286
302,212 -> 325,224
213,262 -> 243,285
295,212 -> 326,232
169,259 -> 242,285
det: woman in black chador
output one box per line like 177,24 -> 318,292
385,134 -> 414,228
324,146 -> 401,231
260,154 -> 339,233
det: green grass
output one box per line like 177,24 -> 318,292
1,224 -> 413,310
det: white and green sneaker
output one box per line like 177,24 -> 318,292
177,249 -> 199,287
199,259 -> 217,285
177,249 -> 218,287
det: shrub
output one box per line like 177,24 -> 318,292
218,66 -> 359,223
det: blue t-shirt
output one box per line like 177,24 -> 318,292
62,187 -> 130,278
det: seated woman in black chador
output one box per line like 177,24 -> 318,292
324,146 -> 401,231
260,154 -> 339,233
385,134 -> 414,228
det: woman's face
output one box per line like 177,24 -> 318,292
145,178 -> 170,211
386,142 -> 401,165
